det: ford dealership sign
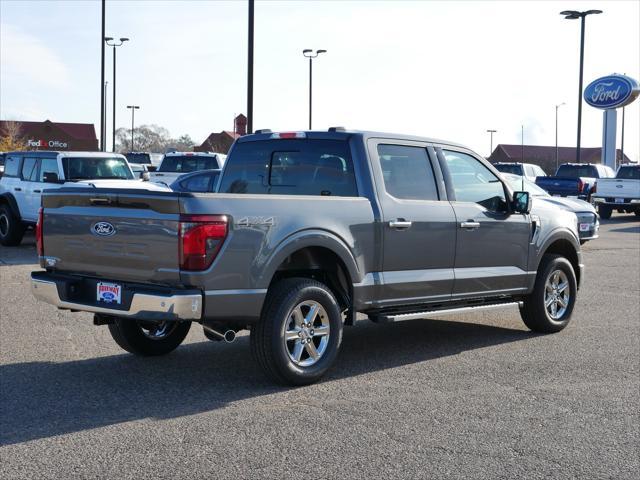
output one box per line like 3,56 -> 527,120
584,74 -> 640,109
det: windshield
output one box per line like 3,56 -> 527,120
62,157 -> 134,180
505,175 -> 549,197
556,165 -> 597,178
494,164 -> 523,176
159,155 -> 219,173
125,153 -> 151,164
616,166 -> 640,180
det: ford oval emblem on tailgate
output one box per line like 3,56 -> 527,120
92,222 -> 116,236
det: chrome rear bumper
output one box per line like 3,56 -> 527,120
31,275 -> 202,321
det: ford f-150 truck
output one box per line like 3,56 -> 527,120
591,164 -> 640,218
31,130 -> 584,385
535,163 -> 615,200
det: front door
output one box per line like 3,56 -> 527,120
369,141 -> 457,307
438,148 -> 531,298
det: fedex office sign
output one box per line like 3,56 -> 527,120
27,139 -> 69,149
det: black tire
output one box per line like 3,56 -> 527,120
250,278 -> 343,386
108,318 -> 191,356
0,204 -> 26,246
634,210 -> 640,218
520,254 -> 577,333
598,205 -> 612,219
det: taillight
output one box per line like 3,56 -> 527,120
36,207 -> 44,257
591,182 -> 597,194
179,214 -> 228,271
577,179 -> 584,193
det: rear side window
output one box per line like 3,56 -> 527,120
180,174 -> 212,192
377,144 -> 438,200
21,157 -> 38,181
219,139 -> 357,196
125,153 -> 151,164
556,165 -> 597,178
3,156 -> 21,177
160,155 -> 219,172
494,164 -> 523,176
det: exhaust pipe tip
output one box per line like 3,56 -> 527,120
203,324 -> 237,343
223,330 -> 236,343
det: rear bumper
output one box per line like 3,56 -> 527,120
30,271 -> 202,321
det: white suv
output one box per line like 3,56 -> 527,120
0,151 -> 169,246
150,151 -> 226,185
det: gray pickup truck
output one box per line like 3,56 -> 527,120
31,129 -> 584,385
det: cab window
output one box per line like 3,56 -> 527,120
443,150 -> 507,212
377,144 -> 438,200
3,155 -> 21,177
21,157 -> 38,181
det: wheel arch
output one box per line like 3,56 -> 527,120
538,232 -> 581,287
0,193 -> 20,218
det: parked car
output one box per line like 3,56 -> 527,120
125,152 -> 156,171
502,173 -> 598,243
535,163 -> 615,200
0,151 -> 169,246
591,164 -> 640,218
493,162 -> 547,182
0,152 -> 5,177
169,169 -> 221,192
149,151 -> 226,184
31,129 -> 584,385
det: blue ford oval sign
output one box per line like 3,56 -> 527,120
584,74 -> 640,109
92,221 -> 116,236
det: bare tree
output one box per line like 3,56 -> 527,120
114,124 -> 195,153
0,121 -> 26,151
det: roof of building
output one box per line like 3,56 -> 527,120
490,144 -> 631,164
0,119 -> 97,140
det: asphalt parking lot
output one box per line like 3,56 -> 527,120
1,215 -> 638,479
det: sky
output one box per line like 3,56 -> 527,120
1,0 -> 639,161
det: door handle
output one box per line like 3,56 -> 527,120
460,221 -> 481,229
14,187 -> 22,192
90,197 -> 112,205
33,189 -> 42,193
389,220 -> 412,229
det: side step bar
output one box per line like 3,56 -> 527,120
373,302 -> 523,323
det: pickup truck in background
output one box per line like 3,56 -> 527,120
535,163 -> 615,200
149,151 -> 226,185
591,164 -> 640,218
0,151 -> 170,246
31,130 -> 585,385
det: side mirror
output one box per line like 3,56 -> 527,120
146,165 -> 157,172
512,191 -> 532,214
141,171 -> 150,181
42,172 -> 61,183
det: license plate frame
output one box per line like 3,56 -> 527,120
97,282 -> 122,304
615,198 -> 624,204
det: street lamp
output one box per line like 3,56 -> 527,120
486,129 -> 497,157
555,102 -> 566,171
127,105 -> 140,151
560,9 -> 603,163
302,49 -> 327,130
105,36 -> 129,152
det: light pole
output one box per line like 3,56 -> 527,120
105,37 -> 129,152
103,81 -> 108,144
302,49 -> 327,130
486,129 -> 497,158
100,0 -> 106,151
555,102 -> 566,171
560,9 -> 603,163
247,0 -> 254,134
127,105 -> 139,151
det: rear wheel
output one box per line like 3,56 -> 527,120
108,318 -> 191,356
0,204 -> 26,246
250,278 -> 343,386
520,254 -> 577,333
598,205 -> 612,219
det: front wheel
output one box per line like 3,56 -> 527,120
520,254 -> 577,333
598,205 -> 612,219
0,204 -> 26,246
250,278 -> 343,386
108,318 -> 191,356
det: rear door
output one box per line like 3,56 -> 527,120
437,148 -> 531,298
368,140 -> 457,306
42,190 -> 182,284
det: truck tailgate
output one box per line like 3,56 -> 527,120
41,188 -> 182,285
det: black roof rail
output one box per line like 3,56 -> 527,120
254,129 -> 272,134
328,126 -> 346,132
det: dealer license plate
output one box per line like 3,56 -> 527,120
615,198 -> 624,203
97,282 -> 122,304
579,223 -> 591,232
